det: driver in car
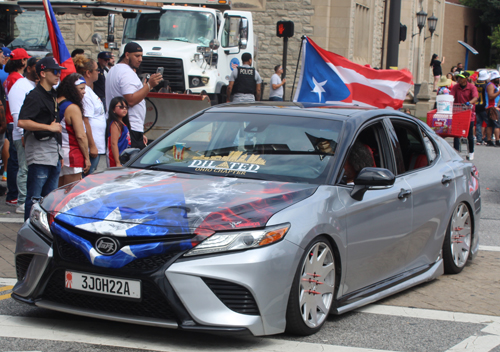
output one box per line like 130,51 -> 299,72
343,141 -> 375,184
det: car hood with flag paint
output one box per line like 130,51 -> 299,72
40,168 -> 317,268
294,37 -> 413,110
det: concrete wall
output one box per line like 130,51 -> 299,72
442,1 -> 489,72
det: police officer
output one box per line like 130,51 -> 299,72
93,51 -> 111,105
226,52 -> 262,103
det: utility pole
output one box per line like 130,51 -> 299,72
385,0 -> 402,69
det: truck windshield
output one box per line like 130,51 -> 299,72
123,10 -> 215,46
0,10 -> 50,51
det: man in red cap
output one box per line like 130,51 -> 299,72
2,48 -> 31,208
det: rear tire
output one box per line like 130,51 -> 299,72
442,202 -> 472,274
285,236 -> 335,335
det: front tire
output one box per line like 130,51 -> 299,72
285,236 -> 336,335
442,202 -> 472,274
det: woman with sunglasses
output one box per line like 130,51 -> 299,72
57,73 -> 91,186
107,96 -> 131,167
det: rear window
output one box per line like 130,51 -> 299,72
132,112 -> 343,184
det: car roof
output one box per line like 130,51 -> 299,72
205,102 -> 376,120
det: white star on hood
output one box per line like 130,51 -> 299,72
76,207 -> 151,237
311,77 -> 327,102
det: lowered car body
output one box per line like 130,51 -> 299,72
13,103 -> 480,336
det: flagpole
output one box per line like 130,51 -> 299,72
290,35 -> 306,102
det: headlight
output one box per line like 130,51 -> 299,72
189,76 -> 209,88
201,77 -> 209,84
30,202 -> 52,239
190,77 -> 200,87
184,224 -> 290,257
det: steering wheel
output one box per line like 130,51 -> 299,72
23,38 -> 39,46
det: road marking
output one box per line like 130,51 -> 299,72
0,314 -> 397,352
0,293 -> 11,300
0,279 -> 16,286
0,285 -> 13,292
0,217 -> 24,223
358,304 -> 500,324
479,245 -> 500,252
446,322 -> 500,352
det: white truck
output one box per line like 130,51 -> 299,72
120,1 -> 255,104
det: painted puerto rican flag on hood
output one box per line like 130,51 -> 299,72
42,0 -> 76,80
294,37 -> 413,110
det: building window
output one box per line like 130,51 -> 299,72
464,25 -> 468,43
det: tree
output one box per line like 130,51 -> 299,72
460,0 -> 500,27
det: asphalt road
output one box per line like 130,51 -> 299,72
0,139 -> 499,351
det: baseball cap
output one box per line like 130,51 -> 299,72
123,42 -> 143,54
35,57 -> 66,74
27,57 -> 38,67
98,51 -> 112,60
455,71 -> 466,79
1,47 -> 11,56
10,48 -> 30,60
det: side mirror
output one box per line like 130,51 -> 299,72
350,167 -> 395,201
119,148 -> 141,165
239,18 -> 248,49
209,39 -> 220,51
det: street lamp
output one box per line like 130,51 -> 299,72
426,14 -> 438,37
416,10 -> 427,35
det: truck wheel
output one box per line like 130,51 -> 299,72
285,236 -> 335,335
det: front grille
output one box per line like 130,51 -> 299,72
141,57 -> 185,92
16,254 -> 34,281
203,278 -> 260,315
57,237 -> 89,264
123,252 -> 178,270
42,269 -> 177,320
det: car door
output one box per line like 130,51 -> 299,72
337,120 -> 413,295
387,117 -> 456,270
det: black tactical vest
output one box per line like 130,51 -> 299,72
232,66 -> 256,95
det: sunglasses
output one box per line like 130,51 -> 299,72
116,104 -> 129,110
45,69 -> 60,75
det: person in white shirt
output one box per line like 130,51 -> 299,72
105,42 -> 162,149
73,54 -> 107,174
8,56 -> 37,214
269,65 -> 286,101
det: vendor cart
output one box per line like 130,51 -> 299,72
427,104 -> 473,154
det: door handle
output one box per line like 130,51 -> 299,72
441,175 -> 452,185
398,188 -> 412,199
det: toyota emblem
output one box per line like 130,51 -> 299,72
95,237 -> 119,256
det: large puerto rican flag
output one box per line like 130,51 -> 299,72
42,0 -> 76,80
294,37 -> 413,110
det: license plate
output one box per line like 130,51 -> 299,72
65,271 -> 141,299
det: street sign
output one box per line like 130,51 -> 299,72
277,21 -> 294,38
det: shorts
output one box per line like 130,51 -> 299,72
60,165 -> 83,176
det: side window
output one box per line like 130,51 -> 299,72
221,17 -> 241,48
422,130 -> 437,164
338,122 -> 386,184
391,119 -> 430,174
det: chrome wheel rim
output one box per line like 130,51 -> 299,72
298,241 -> 335,328
450,203 -> 471,268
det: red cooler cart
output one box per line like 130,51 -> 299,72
426,104 -> 473,138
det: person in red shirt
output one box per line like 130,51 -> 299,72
451,72 -> 478,160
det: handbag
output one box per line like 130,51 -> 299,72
488,107 -> 499,121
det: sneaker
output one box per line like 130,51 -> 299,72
468,153 -> 474,161
486,140 -> 495,146
15,203 -> 24,214
496,141 -> 500,147
5,199 -> 18,206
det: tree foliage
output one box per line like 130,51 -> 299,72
460,0 -> 500,27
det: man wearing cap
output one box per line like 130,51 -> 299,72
18,57 -> 65,220
484,71 -> 500,147
3,48 -> 31,209
106,42 -> 162,149
451,71 -> 478,160
107,52 -> 115,69
93,51 -> 112,104
226,52 -> 262,103
475,70 -> 489,145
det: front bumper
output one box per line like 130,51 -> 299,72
13,220 -> 301,336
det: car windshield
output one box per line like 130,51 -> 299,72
123,10 -> 216,46
132,112 -> 343,184
1,10 -> 50,51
